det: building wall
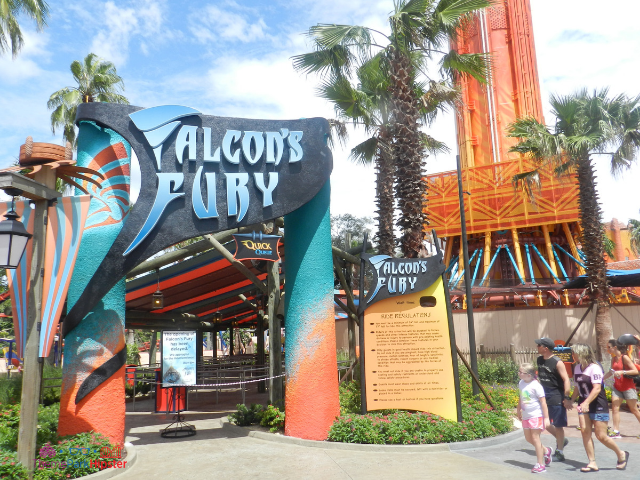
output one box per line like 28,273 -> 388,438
336,305 -> 640,352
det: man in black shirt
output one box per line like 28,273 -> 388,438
536,337 -> 573,461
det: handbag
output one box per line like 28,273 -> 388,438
622,360 -> 640,387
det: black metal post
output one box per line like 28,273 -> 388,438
456,154 -> 479,395
358,233 -> 367,414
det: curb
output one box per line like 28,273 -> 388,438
80,442 -> 137,480
222,417 -> 522,452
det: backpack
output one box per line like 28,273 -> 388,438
621,356 -> 640,388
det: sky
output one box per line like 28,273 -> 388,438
1,0 -> 639,229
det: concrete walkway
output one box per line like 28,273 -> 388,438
120,387 -> 640,479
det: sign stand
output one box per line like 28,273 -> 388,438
160,387 -> 196,438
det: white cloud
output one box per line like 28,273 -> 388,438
189,4 -> 268,44
88,0 -> 167,66
0,30 -> 50,83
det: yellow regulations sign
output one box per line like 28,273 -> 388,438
363,277 -> 458,421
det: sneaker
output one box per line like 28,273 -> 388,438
608,429 -> 622,439
531,464 -> 546,474
576,425 -> 582,431
554,449 -> 565,462
544,447 -> 553,466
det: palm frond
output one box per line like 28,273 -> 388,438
420,133 -> 450,155
291,45 -> 355,76
512,169 -> 541,202
349,137 -> 379,165
327,119 -> 349,149
440,50 -> 490,83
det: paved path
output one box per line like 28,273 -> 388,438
120,389 -> 640,479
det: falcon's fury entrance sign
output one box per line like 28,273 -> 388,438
360,253 -> 461,421
64,103 -> 332,335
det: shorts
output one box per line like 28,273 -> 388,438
612,387 -> 638,400
589,413 -> 610,422
522,416 -> 544,429
548,405 -> 568,428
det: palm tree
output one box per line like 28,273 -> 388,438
317,55 -> 456,255
0,0 -> 48,57
48,53 -> 129,146
508,89 -> 640,360
293,0 -> 490,258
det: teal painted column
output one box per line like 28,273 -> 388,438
283,181 -> 339,440
59,121 -> 131,445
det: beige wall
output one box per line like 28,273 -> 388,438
453,304 -> 640,350
335,305 -> 640,352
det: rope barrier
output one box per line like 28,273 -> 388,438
131,373 -> 286,389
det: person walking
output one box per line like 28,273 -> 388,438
603,340 -> 640,438
535,337 -> 572,460
517,363 -> 552,473
570,343 -> 629,472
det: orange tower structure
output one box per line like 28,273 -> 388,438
426,0 -> 593,308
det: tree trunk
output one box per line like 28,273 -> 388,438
375,126 -> 395,256
388,46 -> 427,258
577,154 -> 611,361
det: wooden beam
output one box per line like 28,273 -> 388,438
267,260 -> 283,404
237,294 -> 258,312
332,246 -> 359,265
541,225 -> 559,282
203,234 -> 268,294
511,228 -> 525,281
0,172 -> 59,201
484,232 -> 491,275
127,221 -> 283,279
562,222 -> 585,275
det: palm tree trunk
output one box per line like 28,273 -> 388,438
577,153 -> 611,360
388,46 -> 427,258
375,126 -> 395,256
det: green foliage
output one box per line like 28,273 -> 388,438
328,401 -> 512,444
228,404 -> 265,427
259,405 -> 285,432
126,344 -> 141,366
124,380 -> 151,398
41,364 -> 63,406
0,375 -> 22,405
603,234 -> 616,260
331,214 -> 373,250
460,358 -> 519,386
339,380 -> 362,415
33,432 -> 116,480
0,449 -> 27,479
0,404 -> 59,452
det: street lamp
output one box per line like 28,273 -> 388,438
0,188 -> 32,269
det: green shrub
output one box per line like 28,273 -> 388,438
0,403 -> 60,452
41,364 -> 62,406
259,405 -> 285,432
339,380 -> 361,415
0,449 -> 27,479
228,404 -> 265,426
459,358 -> 518,386
0,376 -> 22,405
33,432 -> 116,480
328,402 -> 513,444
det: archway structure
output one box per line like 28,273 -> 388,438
59,104 -> 339,443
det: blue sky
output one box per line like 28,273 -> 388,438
1,0 -> 639,225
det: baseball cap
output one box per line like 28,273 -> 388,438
535,337 -> 555,350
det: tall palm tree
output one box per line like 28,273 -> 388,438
508,89 -> 640,360
318,54 -> 456,255
293,0 -> 491,258
48,53 -> 129,146
0,0 -> 48,57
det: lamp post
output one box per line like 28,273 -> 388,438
0,188 -> 32,268
0,171 -> 59,479
456,155 -> 479,396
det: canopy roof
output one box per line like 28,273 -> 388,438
125,240 -> 284,331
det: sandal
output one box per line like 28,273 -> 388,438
580,465 -> 599,472
617,451 -> 630,470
